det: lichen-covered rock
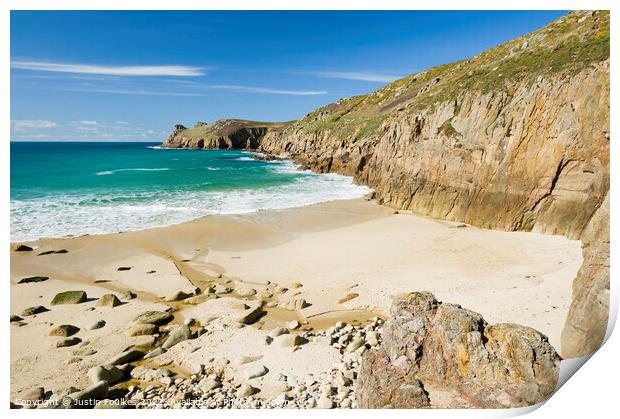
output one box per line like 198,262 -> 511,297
133,311 -> 173,325
96,294 -> 121,308
561,192 -> 610,358
51,291 -> 87,305
356,292 -> 561,408
50,324 -> 80,337
21,306 -> 48,316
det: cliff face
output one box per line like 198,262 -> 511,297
259,61 -> 609,240
161,119 -> 291,150
161,11 -> 610,358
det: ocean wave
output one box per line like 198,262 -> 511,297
234,156 -> 256,162
11,172 -> 372,242
96,168 -> 171,176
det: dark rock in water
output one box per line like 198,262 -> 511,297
51,290 -> 87,305
117,266 -> 132,271
356,292 -> 561,409
96,294 -> 121,308
18,276 -> 49,284
21,306 -> 49,316
56,337 -> 82,348
133,311 -> 173,325
12,244 -> 33,252
50,324 -> 80,337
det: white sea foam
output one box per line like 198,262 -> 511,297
11,166 -> 372,242
96,168 -> 171,175
234,157 -> 256,161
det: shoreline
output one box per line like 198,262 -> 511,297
10,198 -> 582,404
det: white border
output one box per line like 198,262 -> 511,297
2,1 -> 617,418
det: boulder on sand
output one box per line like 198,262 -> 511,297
235,302 -> 264,325
356,292 -> 561,408
18,276 -> 49,284
96,294 -> 121,308
133,311 -> 173,325
12,244 -> 33,252
162,325 -> 192,349
50,324 -> 80,337
88,365 -> 124,385
21,306 -> 48,316
127,323 -> 159,337
51,291 -> 87,305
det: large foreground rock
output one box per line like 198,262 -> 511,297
356,292 -> 561,408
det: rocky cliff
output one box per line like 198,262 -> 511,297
161,119 -> 291,150
162,11 -> 610,358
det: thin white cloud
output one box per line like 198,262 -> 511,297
200,84 -> 327,96
64,85 -> 326,97
69,88 -> 205,97
71,120 -> 98,126
315,71 -> 401,83
11,119 -> 58,131
11,60 -> 204,77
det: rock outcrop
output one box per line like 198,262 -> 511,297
161,119 -> 291,150
356,292 -> 561,408
161,11 -> 610,358
561,191 -> 610,358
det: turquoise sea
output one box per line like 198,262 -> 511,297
10,142 -> 371,242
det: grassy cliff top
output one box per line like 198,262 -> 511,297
294,10 -> 609,140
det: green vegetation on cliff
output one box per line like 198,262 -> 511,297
295,10 -> 609,142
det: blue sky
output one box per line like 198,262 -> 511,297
10,10 -> 566,141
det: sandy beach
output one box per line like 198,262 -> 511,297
10,198 -> 582,403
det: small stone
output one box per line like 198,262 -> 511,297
164,290 -> 192,302
18,276 -> 49,284
233,355 -> 256,367
289,282 -> 303,289
162,325 -> 192,349
108,350 -> 144,365
237,383 -> 257,397
21,305 -> 48,316
268,327 -> 289,338
90,320 -> 106,330
127,323 -> 159,337
10,315 -> 23,322
88,365 -> 124,385
318,396 -> 334,409
279,334 -> 305,348
56,337 -> 82,348
50,324 -> 80,337
288,320 -> 301,330
144,347 -> 166,359
235,302 -> 263,325
21,387 -> 45,402
119,290 -> 136,300
197,376 -> 221,392
117,266 -> 132,271
133,311 -> 173,325
96,294 -> 121,307
244,364 -> 268,380
51,290 -> 87,305
337,293 -> 359,304
237,288 -> 257,297
12,244 -> 33,252
346,338 -> 365,353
